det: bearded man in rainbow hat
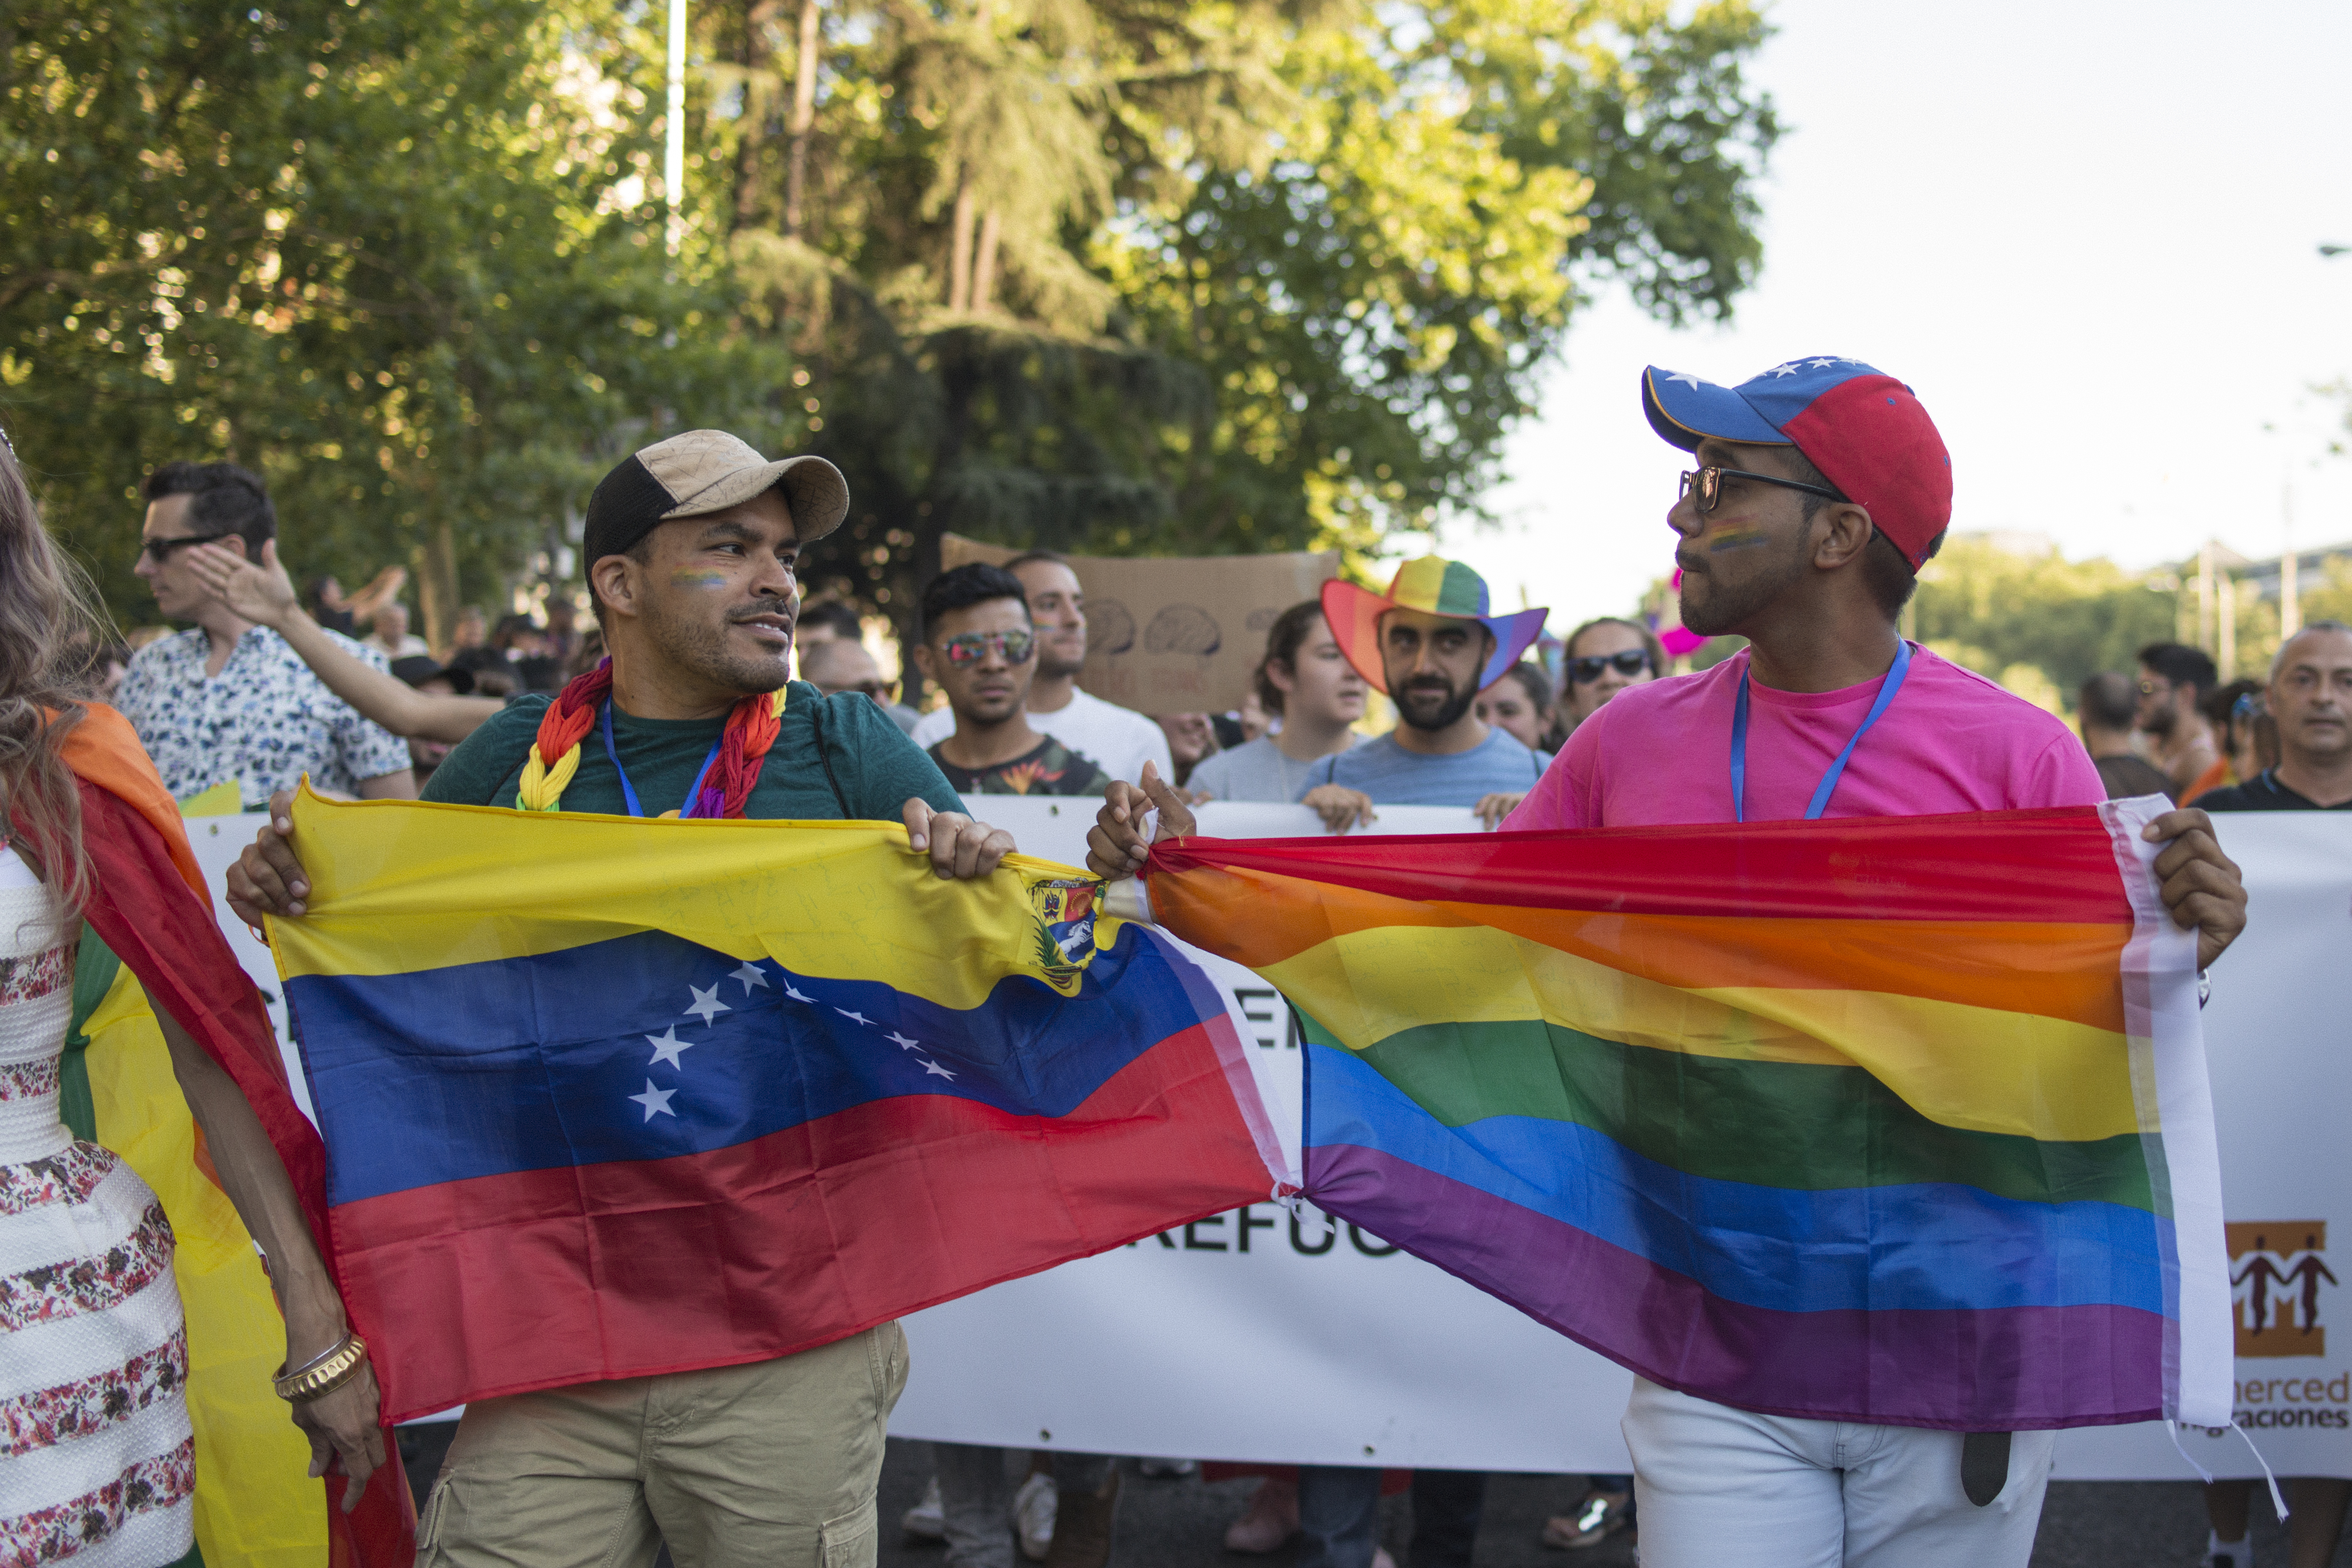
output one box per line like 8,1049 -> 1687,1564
1296,555 -> 1551,832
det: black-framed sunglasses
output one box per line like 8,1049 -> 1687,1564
1679,466 -> 1844,514
1569,650 -> 1653,684
138,532 -> 237,565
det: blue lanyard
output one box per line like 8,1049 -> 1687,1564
1730,641 -> 1913,824
601,701 -> 724,819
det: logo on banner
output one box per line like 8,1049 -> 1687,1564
2229,1221 -> 2337,1358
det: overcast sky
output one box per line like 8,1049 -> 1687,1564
1430,0 -> 2352,628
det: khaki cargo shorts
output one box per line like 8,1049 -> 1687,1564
417,1321 -> 908,1568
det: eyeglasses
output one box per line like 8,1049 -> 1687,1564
938,630 -> 1035,667
1678,466 -> 1844,514
2136,679 -> 2172,698
1569,650 -> 1654,684
138,532 -> 237,565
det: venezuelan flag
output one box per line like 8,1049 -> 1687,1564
1141,802 -> 2231,1433
267,792 -> 1285,1422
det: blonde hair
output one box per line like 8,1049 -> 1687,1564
0,436 -> 116,908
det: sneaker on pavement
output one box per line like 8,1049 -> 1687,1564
2204,1530 -> 2256,1568
1542,1489 -> 1632,1551
902,1476 -> 945,1543
1138,1458 -> 1198,1478
1016,1473 -> 1056,1563
1222,1478 -> 1300,1554
1043,1471 -> 1120,1568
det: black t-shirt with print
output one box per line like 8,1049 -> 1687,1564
2195,770 -> 2352,813
926,735 -> 1112,797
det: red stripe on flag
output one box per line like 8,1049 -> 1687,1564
1149,806 -> 2131,924
334,1020 -> 1274,1421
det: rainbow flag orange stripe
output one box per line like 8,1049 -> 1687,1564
1144,803 -> 2231,1432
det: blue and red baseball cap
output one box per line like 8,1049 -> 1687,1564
1640,357 -> 1951,568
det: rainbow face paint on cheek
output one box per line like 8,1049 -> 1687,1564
1708,525 -> 1774,553
671,568 -> 731,589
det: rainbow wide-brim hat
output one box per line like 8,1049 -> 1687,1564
1321,556 -> 1549,696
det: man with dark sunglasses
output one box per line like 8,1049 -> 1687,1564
118,460 -> 416,805
913,564 -> 1114,797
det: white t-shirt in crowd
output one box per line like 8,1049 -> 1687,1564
909,686 -> 1174,786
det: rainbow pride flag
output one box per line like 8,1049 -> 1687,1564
1140,802 -> 2231,1432
267,793 -> 1284,1422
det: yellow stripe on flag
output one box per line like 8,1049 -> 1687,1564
83,966 -> 326,1568
1260,923 -> 2145,1144
269,790 -> 1113,1007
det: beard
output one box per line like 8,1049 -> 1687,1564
644,592 -> 797,694
1393,674 -> 1478,732
1677,529 -> 1812,637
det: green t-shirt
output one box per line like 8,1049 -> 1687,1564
421,681 -> 964,821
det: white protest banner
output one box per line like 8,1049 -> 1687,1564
895,799 -> 2352,1480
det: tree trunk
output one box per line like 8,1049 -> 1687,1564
415,514 -> 461,658
947,172 -> 976,310
971,209 -> 1001,311
731,1 -> 773,232
784,0 -> 819,237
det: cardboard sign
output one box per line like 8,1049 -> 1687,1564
939,535 -> 1338,715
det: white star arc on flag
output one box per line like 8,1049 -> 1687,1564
784,983 -> 813,1003
685,983 -> 731,1026
644,1027 -> 692,1070
730,962 -> 770,994
920,1058 -> 957,1080
887,1032 -> 922,1051
837,1008 -> 873,1027
629,1080 -> 677,1121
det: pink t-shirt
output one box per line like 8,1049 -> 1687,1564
1504,644 -> 2105,831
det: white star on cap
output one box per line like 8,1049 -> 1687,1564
1662,371 -> 1702,388
783,982 -> 813,1003
887,1031 -> 922,1051
645,1027 -> 692,1070
920,1058 -> 957,1080
1768,363 -> 1801,377
730,962 -> 770,994
685,983 -> 731,1026
629,1080 -> 677,1121
1809,358 -> 1837,368
837,1008 -> 873,1027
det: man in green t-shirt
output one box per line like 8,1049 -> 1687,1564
228,429 -> 1016,1567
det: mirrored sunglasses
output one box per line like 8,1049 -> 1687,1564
940,630 -> 1035,667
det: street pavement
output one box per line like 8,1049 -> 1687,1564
871,1439 -> 2341,1568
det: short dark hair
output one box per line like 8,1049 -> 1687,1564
2078,671 -> 2138,731
1254,599 -> 1328,717
1003,550 -> 1073,573
797,599 -> 864,641
144,461 -> 274,563
1779,446 -> 1944,618
2138,642 -> 2218,699
920,563 -> 1031,641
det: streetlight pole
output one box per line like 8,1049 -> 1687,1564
665,0 -> 687,258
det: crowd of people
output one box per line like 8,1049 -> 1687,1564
3,353 -> 2336,1568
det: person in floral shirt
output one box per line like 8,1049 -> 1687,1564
913,564 -> 1113,797
114,462 -> 415,806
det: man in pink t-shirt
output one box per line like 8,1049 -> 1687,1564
1085,357 -> 2247,1568
1490,357 -> 2247,1568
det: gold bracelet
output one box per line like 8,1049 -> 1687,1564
273,1333 -> 368,1403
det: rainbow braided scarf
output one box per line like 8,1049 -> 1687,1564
514,659 -> 789,817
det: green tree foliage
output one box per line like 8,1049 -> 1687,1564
701,0 -> 1777,643
1909,536 -> 2178,705
2,0 -> 778,637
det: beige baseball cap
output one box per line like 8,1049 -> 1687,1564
583,430 -> 849,562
